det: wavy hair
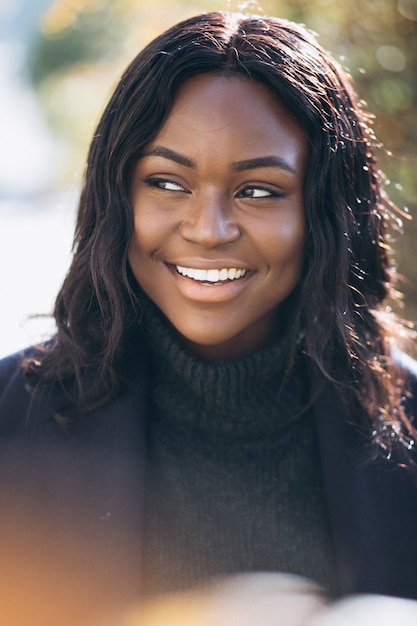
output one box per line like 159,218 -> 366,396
23,11 -> 415,456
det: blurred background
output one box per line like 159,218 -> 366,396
0,0 -> 416,357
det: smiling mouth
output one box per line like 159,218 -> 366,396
175,265 -> 247,283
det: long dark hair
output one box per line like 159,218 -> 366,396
23,11 -> 415,455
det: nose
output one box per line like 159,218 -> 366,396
179,192 -> 241,248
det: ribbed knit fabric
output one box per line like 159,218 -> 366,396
140,302 -> 338,598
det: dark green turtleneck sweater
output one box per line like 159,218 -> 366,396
141,303 -> 338,598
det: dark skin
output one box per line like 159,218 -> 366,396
128,74 -> 307,361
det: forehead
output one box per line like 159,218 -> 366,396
149,73 -> 307,160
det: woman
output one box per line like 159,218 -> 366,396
0,10 -> 416,619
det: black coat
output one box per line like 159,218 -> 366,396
0,346 -> 417,615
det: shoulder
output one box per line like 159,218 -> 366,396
0,340 -> 151,439
0,348 -> 33,404
388,350 -> 417,467
0,348 -> 47,436
0,344 -> 84,440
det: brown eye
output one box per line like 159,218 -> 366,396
146,178 -> 188,192
237,186 -> 282,199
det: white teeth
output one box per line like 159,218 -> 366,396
219,268 -> 228,280
206,269 -> 219,282
194,269 -> 206,281
176,266 -> 247,283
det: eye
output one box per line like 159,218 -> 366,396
237,186 -> 282,199
145,177 -> 188,193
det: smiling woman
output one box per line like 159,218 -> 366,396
128,74 -> 306,360
1,10 -> 417,623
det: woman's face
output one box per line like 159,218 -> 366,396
129,74 -> 307,361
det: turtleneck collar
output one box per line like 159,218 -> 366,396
140,298 -> 309,437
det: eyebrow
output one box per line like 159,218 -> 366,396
142,147 -> 194,168
232,156 -> 296,175
142,146 -> 297,175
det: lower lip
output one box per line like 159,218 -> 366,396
166,264 -> 254,303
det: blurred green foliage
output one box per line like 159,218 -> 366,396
28,0 -> 417,321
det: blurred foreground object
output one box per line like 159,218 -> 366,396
95,573 -> 417,626
98,574 -> 326,626
315,594 -> 417,625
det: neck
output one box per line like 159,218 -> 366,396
176,310 -> 284,362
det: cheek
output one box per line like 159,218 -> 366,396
127,217 -> 150,281
130,210 -> 157,250
127,211 -> 171,294
129,207 -> 163,260
260,210 -> 306,270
